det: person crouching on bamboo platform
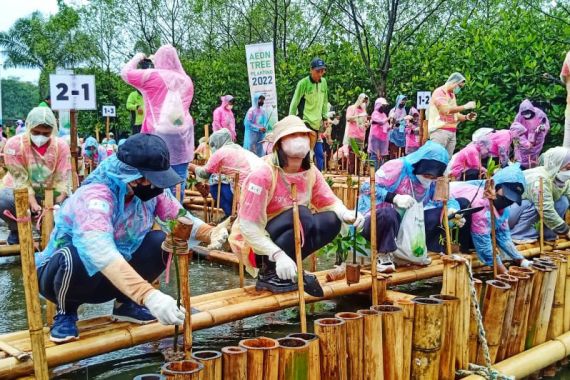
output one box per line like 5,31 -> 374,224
450,164 -> 531,274
189,129 -> 264,217
357,141 -> 456,273
36,134 -> 229,343
0,107 -> 71,245
229,116 -> 364,294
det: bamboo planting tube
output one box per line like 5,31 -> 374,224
504,268 -> 533,358
288,333 -> 320,380
335,312 -> 363,380
539,177 -> 544,254
468,279 -> 483,364
177,248 -> 192,358
411,297 -> 443,380
430,295 -> 460,380
370,163 -> 378,305
476,279 -> 511,365
495,274 -> 519,362
191,351 -> 222,380
509,266 -> 536,354
372,305 -> 404,380
356,310 -> 382,380
221,346 -> 247,380
526,262 -> 557,350
396,299 -> 414,380
314,318 -> 347,380
162,359 -> 204,379
41,189 -> 56,326
545,255 -> 567,379
14,188 -> 49,379
276,337 -> 309,380
291,183 -> 307,333
239,337 -> 279,380
561,250 -> 570,332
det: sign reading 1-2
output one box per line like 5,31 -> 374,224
49,74 -> 96,111
416,91 -> 432,110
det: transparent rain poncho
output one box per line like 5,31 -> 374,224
513,100 -> 550,167
213,95 -> 236,141
345,93 -> 369,142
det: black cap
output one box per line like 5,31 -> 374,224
498,182 -> 523,205
310,58 -> 326,70
117,133 -> 183,188
413,159 -> 447,177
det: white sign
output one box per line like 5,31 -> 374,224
245,43 -> 278,128
416,91 -> 432,110
102,105 -> 116,117
50,74 -> 96,111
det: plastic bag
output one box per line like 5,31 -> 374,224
157,90 -> 185,133
394,201 -> 431,265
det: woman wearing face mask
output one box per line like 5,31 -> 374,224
345,93 -> 369,175
229,116 -> 364,294
447,136 -> 491,181
388,94 -> 409,159
428,72 -> 477,156
0,107 -> 71,245
404,108 -> 421,155
243,93 -> 269,157
368,97 -> 390,168
82,136 -> 108,169
357,141 -> 455,273
450,164 -> 531,274
35,134 -> 229,343
189,129 -> 264,216
508,147 -> 570,244
213,95 -> 236,141
512,99 -> 550,169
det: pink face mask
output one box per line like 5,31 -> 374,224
281,135 -> 310,158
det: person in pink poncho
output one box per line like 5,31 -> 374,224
560,50 -> 570,147
121,44 -> 194,201
213,95 -> 236,141
368,97 -> 390,168
447,138 -> 490,181
405,107 -> 421,155
345,93 -> 369,174
511,99 -> 550,169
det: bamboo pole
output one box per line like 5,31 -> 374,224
232,173 -> 244,288
411,297 -> 443,380
40,189 -> 56,326
486,179 -> 499,278
544,254 -> 566,376
70,110 -> 79,191
288,333 -> 320,380
177,246 -> 192,358
191,351 -> 222,380
372,304 -> 404,380
526,262 -> 558,351
215,171 -> 222,223
291,183 -> 307,333
476,279 -> 511,365
561,250 -> 570,332
505,268 -> 533,358
356,310 -> 382,380
162,359 -> 204,379
276,337 -> 309,380
495,274 -> 519,362
314,318 -> 347,380
396,299 -> 414,380
468,278 -> 483,364
430,295 -> 460,380
0,340 -> 30,361
14,188 -> 49,379
239,337 -> 279,380
221,346 -> 247,380
335,312 -> 363,380
539,178 -> 545,255
370,163 -> 378,305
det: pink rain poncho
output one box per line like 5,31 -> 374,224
560,51 -> 570,147
213,95 -> 236,141
512,99 -> 550,168
486,129 -> 513,166
1,108 -> 71,197
229,154 -> 348,276
121,45 -> 194,165
368,98 -> 390,156
345,94 -> 368,142
82,136 -> 107,166
405,107 -> 421,153
447,142 -> 488,180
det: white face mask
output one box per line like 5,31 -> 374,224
416,175 -> 435,188
281,135 -> 310,158
30,134 -> 50,147
556,170 -> 570,184
227,104 -> 234,110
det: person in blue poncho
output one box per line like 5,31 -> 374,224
243,93 -> 269,157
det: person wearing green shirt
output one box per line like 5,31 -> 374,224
126,90 -> 145,135
289,58 -> 329,170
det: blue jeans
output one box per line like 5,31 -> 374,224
245,130 -> 265,157
171,162 -> 189,202
314,141 -> 324,171
210,182 -> 233,216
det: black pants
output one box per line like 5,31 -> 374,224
132,124 -> 142,135
38,231 -> 167,315
258,206 -> 341,269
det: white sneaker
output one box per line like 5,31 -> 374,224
376,252 -> 396,273
512,238 -> 537,245
520,259 -> 532,268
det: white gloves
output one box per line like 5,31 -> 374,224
342,210 -> 365,230
272,250 -> 298,280
207,218 -> 230,250
393,194 -> 415,209
448,208 -> 466,228
144,290 -> 186,326
464,101 -> 476,110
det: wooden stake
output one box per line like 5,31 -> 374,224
370,163 -> 378,305
239,337 -> 279,380
396,298 -> 415,380
41,189 -> 56,326
231,173 -> 244,288
70,110 -> 79,191
539,178 -> 545,255
95,124 -> 99,142
216,170 -> 223,223
162,359 -> 204,379
373,304 -> 404,380
495,274 -> 519,362
335,312 -> 363,380
291,183 -> 307,333
221,346 -> 247,380
0,339 -> 30,361
484,178 -> 499,277
191,350 -> 222,380
177,249 -> 192,358
476,279 -> 511,364
430,295 -> 460,380
288,333 -> 320,380
411,297 -> 443,379
314,318 -> 347,380
276,338 -> 309,380
357,310 -> 383,380
105,115 -> 110,142
14,188 -> 49,379
434,176 -> 452,256
204,125 -> 211,160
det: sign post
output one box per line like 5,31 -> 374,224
245,43 -> 278,129
416,91 -> 432,145
102,105 -> 116,141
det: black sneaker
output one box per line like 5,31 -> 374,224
112,301 -> 157,324
303,272 -> 324,297
256,269 -> 298,293
7,231 -> 19,245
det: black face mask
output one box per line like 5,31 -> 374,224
258,101 -> 264,107
132,183 -> 164,202
493,194 -> 514,210
398,103 -> 405,109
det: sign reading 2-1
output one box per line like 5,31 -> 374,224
49,74 -> 96,111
